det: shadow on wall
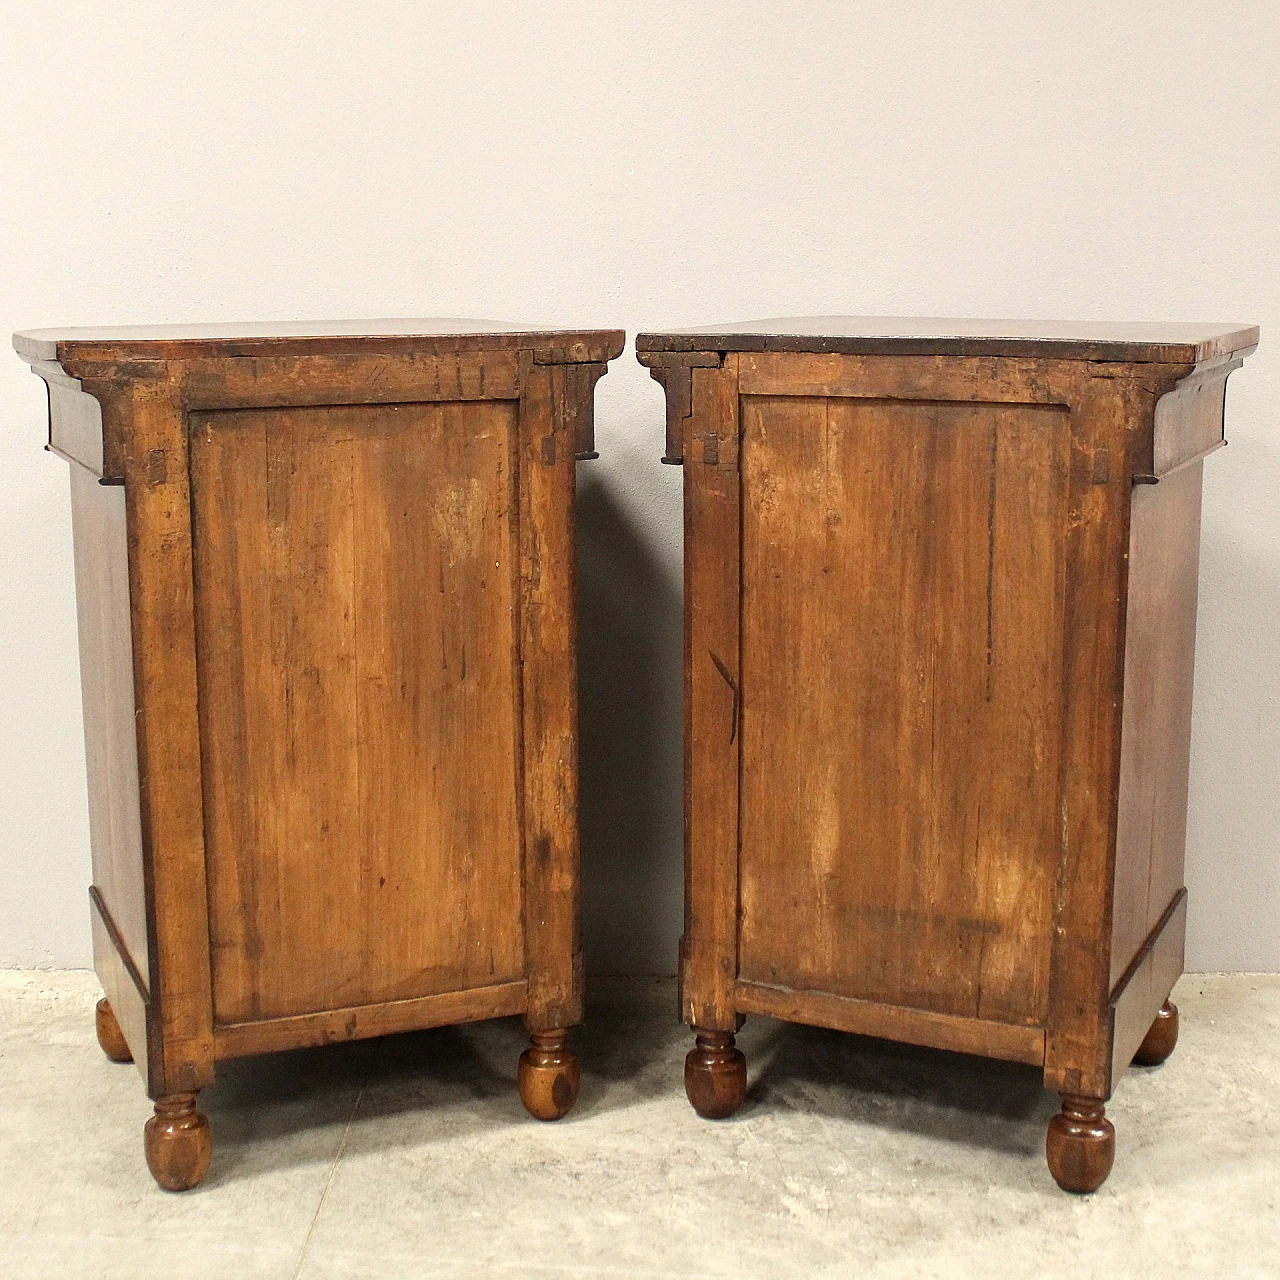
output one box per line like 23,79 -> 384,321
1185,429 -> 1280,971
576,465 -> 682,978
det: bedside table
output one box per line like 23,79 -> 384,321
639,316 -> 1256,1192
17,319 -> 623,1189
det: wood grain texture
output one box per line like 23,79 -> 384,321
637,317 -> 1258,364
179,351 -> 520,410
559,360 -> 610,460
634,350 -> 723,463
738,351 -> 1081,403
14,319 -> 625,365
735,981 -> 1045,1065
517,355 -> 584,1033
69,467 -> 150,990
1042,375 -> 1150,1101
517,1029 -> 581,1121
1110,463 -> 1204,991
738,392 -> 1067,1027
191,401 -> 524,1023
214,980 -> 528,1059
1046,1096 -> 1114,1194
678,358 -> 742,1032
684,1029 -> 747,1119
144,1093 -> 211,1192
23,322 -> 617,1182
649,323 -> 1254,1189
123,375 -> 217,1098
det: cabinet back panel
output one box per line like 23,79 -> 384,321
190,401 -> 524,1024
738,395 -> 1069,1025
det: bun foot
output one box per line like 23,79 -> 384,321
95,998 -> 132,1063
1046,1095 -> 1114,1194
144,1094 -> 211,1191
685,1028 -> 747,1119
1133,1000 -> 1179,1067
518,1030 -> 580,1121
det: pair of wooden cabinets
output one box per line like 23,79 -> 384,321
16,317 -> 1255,1195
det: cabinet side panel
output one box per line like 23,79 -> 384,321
192,401 -> 524,1023
1109,462 -> 1203,989
738,395 -> 1067,1025
69,465 -> 150,987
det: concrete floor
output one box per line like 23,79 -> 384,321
0,973 -> 1277,1279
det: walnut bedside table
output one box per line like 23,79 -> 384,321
16,319 -> 624,1190
638,317 -> 1256,1192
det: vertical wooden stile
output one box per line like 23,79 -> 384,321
517,353 -> 584,1033
679,355 -> 742,1032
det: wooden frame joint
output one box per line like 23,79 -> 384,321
636,350 -> 724,464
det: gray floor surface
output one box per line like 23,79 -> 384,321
0,971 -> 1277,1279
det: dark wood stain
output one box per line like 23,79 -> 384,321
637,315 -> 1258,365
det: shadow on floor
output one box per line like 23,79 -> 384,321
740,1016 -> 1055,1156
199,1017 -> 530,1184
195,981 -> 1057,1182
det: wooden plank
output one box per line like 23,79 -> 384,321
191,400 -> 525,1024
972,403 -> 1071,1024
1109,890 -> 1187,1091
679,357 -> 742,1032
637,318 -> 1259,365
353,399 -> 524,1006
14,322 -> 625,366
737,391 -> 1067,1027
735,980 -> 1046,1066
1110,463 -> 1204,987
69,467 -> 151,991
214,980 -> 528,1060
737,351 -> 1073,403
179,351 -> 520,410
1043,376 -> 1141,1100
123,376 -> 216,1097
517,356 -> 584,1033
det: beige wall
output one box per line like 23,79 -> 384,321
1,2 -> 1275,971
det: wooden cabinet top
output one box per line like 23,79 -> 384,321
13,319 -> 625,366
636,317 -> 1258,365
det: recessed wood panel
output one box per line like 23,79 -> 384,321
191,400 -> 524,1024
738,394 -> 1069,1026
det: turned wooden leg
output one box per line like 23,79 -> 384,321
684,1028 -> 747,1119
518,1030 -> 580,1121
94,998 -> 132,1063
1132,1000 -> 1179,1067
144,1094 -> 211,1192
1046,1095 -> 1115,1194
